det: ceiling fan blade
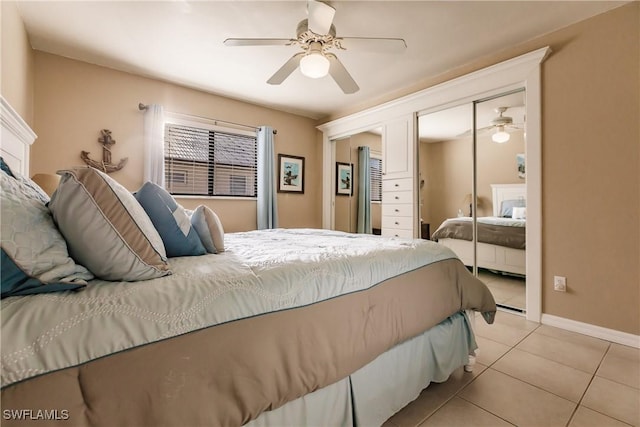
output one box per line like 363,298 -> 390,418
339,37 -> 407,53
224,38 -> 292,47
267,52 -> 305,85
307,0 -> 335,35
326,53 -> 359,94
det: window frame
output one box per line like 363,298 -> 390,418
163,113 -> 258,200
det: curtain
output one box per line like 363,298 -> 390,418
143,104 -> 165,186
357,146 -> 372,234
257,126 -> 278,229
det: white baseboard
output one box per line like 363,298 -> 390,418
541,314 -> 640,349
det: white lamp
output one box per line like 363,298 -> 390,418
299,42 -> 330,79
492,125 -> 510,143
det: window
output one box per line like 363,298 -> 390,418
370,157 -> 382,202
164,121 -> 257,197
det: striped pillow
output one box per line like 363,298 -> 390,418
49,167 -> 171,281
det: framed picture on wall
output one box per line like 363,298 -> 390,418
278,154 -> 305,193
336,162 -> 353,196
517,153 -> 525,179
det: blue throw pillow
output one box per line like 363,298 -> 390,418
500,199 -> 526,218
134,182 -> 206,257
0,157 -> 16,178
1,248 -> 86,298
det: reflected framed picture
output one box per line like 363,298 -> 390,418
517,153 -> 525,179
278,154 -> 305,193
336,162 -> 353,196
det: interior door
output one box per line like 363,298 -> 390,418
418,103 -> 472,242
418,89 -> 527,313
473,90 -> 526,312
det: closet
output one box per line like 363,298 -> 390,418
419,90 -> 527,312
317,46 -> 549,322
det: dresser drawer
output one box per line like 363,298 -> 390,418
382,190 -> 413,204
382,203 -> 413,217
382,215 -> 414,230
382,178 -> 412,192
381,228 -> 414,239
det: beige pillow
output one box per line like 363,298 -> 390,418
49,167 -> 171,281
190,205 -> 225,253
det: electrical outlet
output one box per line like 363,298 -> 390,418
553,276 -> 567,292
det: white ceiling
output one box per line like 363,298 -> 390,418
419,90 -> 525,142
17,1 -> 626,122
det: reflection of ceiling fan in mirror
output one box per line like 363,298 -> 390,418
458,106 -> 524,142
223,0 -> 407,94
482,107 -> 524,143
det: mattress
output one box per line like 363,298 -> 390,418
1,228 -> 496,426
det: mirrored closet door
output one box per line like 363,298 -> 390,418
473,90 -> 526,312
420,90 -> 527,312
332,130 -> 383,235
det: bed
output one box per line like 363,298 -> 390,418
0,96 -> 496,427
431,184 -> 526,276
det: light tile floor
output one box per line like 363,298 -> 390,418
478,270 -> 526,312
384,310 -> 640,427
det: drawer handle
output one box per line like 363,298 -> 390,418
394,221 -> 399,225
395,234 -> 399,237
395,196 -> 399,200
394,209 -> 399,212
394,183 -> 399,187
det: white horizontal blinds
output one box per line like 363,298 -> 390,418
370,157 -> 382,202
212,131 -> 257,197
164,123 -> 257,197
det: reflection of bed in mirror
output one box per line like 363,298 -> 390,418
432,184 -> 526,276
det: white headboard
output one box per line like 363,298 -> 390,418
491,183 -> 526,217
1,96 -> 37,175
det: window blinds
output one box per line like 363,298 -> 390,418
164,123 -> 257,197
370,157 -> 382,202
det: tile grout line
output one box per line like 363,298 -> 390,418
566,341 -> 634,426
455,393 -> 518,426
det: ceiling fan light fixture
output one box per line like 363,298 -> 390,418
492,126 -> 510,143
300,51 -> 330,78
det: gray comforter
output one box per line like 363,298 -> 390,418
432,217 -> 526,249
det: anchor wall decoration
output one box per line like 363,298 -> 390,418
80,129 -> 128,173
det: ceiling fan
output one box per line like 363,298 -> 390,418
458,107 -> 524,142
483,107 -> 524,143
223,0 -> 407,94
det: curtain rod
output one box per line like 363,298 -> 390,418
138,103 -> 276,134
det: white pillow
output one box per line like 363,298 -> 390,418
190,205 -> 225,253
49,167 -> 171,281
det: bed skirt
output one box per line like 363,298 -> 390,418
247,311 -> 475,427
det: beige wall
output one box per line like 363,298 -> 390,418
420,138 -> 472,232
476,130 -> 525,217
539,4 -> 638,335
1,1 -> 35,125
30,52 -> 321,232
421,131 -> 525,238
334,3 -> 640,335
